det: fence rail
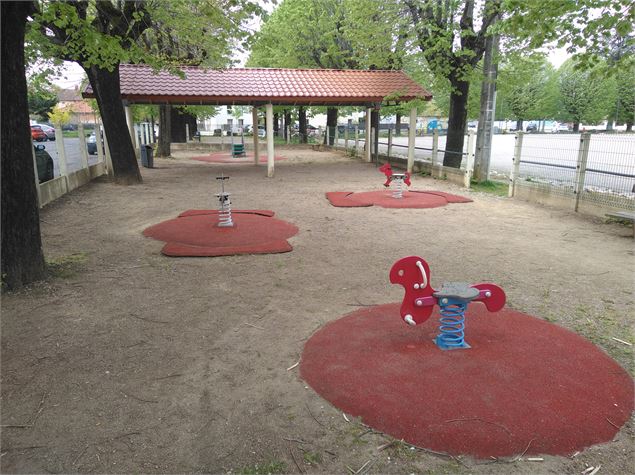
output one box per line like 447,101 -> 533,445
510,132 -> 635,215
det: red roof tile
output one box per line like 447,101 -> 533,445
83,64 -> 432,106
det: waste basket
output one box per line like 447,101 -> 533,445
140,145 -> 154,168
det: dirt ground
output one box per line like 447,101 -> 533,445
2,147 -> 634,474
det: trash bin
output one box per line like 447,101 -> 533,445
140,145 -> 153,168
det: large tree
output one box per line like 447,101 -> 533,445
2,1 -> 46,289
405,0 -> 501,168
248,0 -> 361,144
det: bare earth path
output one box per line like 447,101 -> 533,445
2,148 -> 633,474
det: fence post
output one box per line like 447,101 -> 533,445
31,146 -> 42,207
574,132 -> 591,212
54,124 -> 68,178
96,120 -> 104,166
77,123 -> 90,170
334,126 -> 339,148
509,131 -> 523,198
103,128 -> 114,176
432,129 -> 441,178
185,123 -> 190,142
464,130 -> 476,188
287,126 -> 291,144
326,126 -> 330,147
354,125 -> 359,155
387,128 -> 393,159
344,127 -> 349,151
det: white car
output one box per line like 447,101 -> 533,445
257,126 -> 266,138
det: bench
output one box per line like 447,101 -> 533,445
231,143 -> 245,157
606,211 -> 635,238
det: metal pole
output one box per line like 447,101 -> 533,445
185,123 -> 190,142
574,132 -> 591,212
509,131 -> 523,198
326,126 -> 330,147
265,103 -> 274,177
464,130 -> 476,188
407,106 -> 416,173
387,128 -> 392,159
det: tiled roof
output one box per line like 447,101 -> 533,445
83,64 -> 432,106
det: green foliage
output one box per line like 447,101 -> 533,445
503,0 -> 635,73
47,104 -> 72,126
470,179 -> 508,196
557,59 -> 615,126
27,77 -> 58,121
613,66 -> 635,126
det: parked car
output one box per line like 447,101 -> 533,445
30,125 -> 47,142
86,132 -> 104,155
35,124 -> 56,141
257,125 -> 266,138
526,123 -> 538,132
34,144 -> 54,183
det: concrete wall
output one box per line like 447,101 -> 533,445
39,162 -> 107,208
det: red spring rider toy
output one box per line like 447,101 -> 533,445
390,256 -> 506,349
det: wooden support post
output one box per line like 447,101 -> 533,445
326,126 -> 330,147
354,125 -> 359,154
185,123 -> 190,142
574,132 -> 591,212
252,106 -> 260,165
407,107 -> 417,173
509,132 -> 523,198
266,103 -> 274,177
78,123 -> 90,170
371,127 -> 376,161
365,108 -> 372,162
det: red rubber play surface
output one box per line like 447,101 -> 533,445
143,210 -> 298,256
326,190 -> 472,208
191,151 -> 286,164
300,303 -> 634,459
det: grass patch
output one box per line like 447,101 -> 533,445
470,179 -> 508,196
241,460 -> 286,475
46,252 -> 88,278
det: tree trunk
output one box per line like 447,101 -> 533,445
627,122 -> 633,132
573,122 -> 580,132
157,104 -> 171,157
395,112 -> 402,136
284,110 -> 292,140
325,107 -> 337,145
444,80 -> 470,168
273,113 -> 279,135
169,108 -> 197,142
606,119 -> 614,131
298,106 -> 307,143
516,119 -> 523,132
86,65 -> 141,184
1,1 -> 46,289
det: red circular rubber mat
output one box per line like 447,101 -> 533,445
325,190 -> 472,208
191,151 -> 286,164
300,303 -> 633,458
143,210 -> 298,256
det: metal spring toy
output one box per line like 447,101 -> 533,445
391,175 -> 406,199
216,174 -> 234,227
389,256 -> 506,350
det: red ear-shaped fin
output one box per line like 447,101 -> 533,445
471,283 -> 506,312
390,256 -> 436,325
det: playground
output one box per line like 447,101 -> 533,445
2,147 -> 633,474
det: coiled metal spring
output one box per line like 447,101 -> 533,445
436,302 -> 467,348
217,193 -> 234,227
391,177 -> 405,199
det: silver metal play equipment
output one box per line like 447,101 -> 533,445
216,174 -> 234,227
